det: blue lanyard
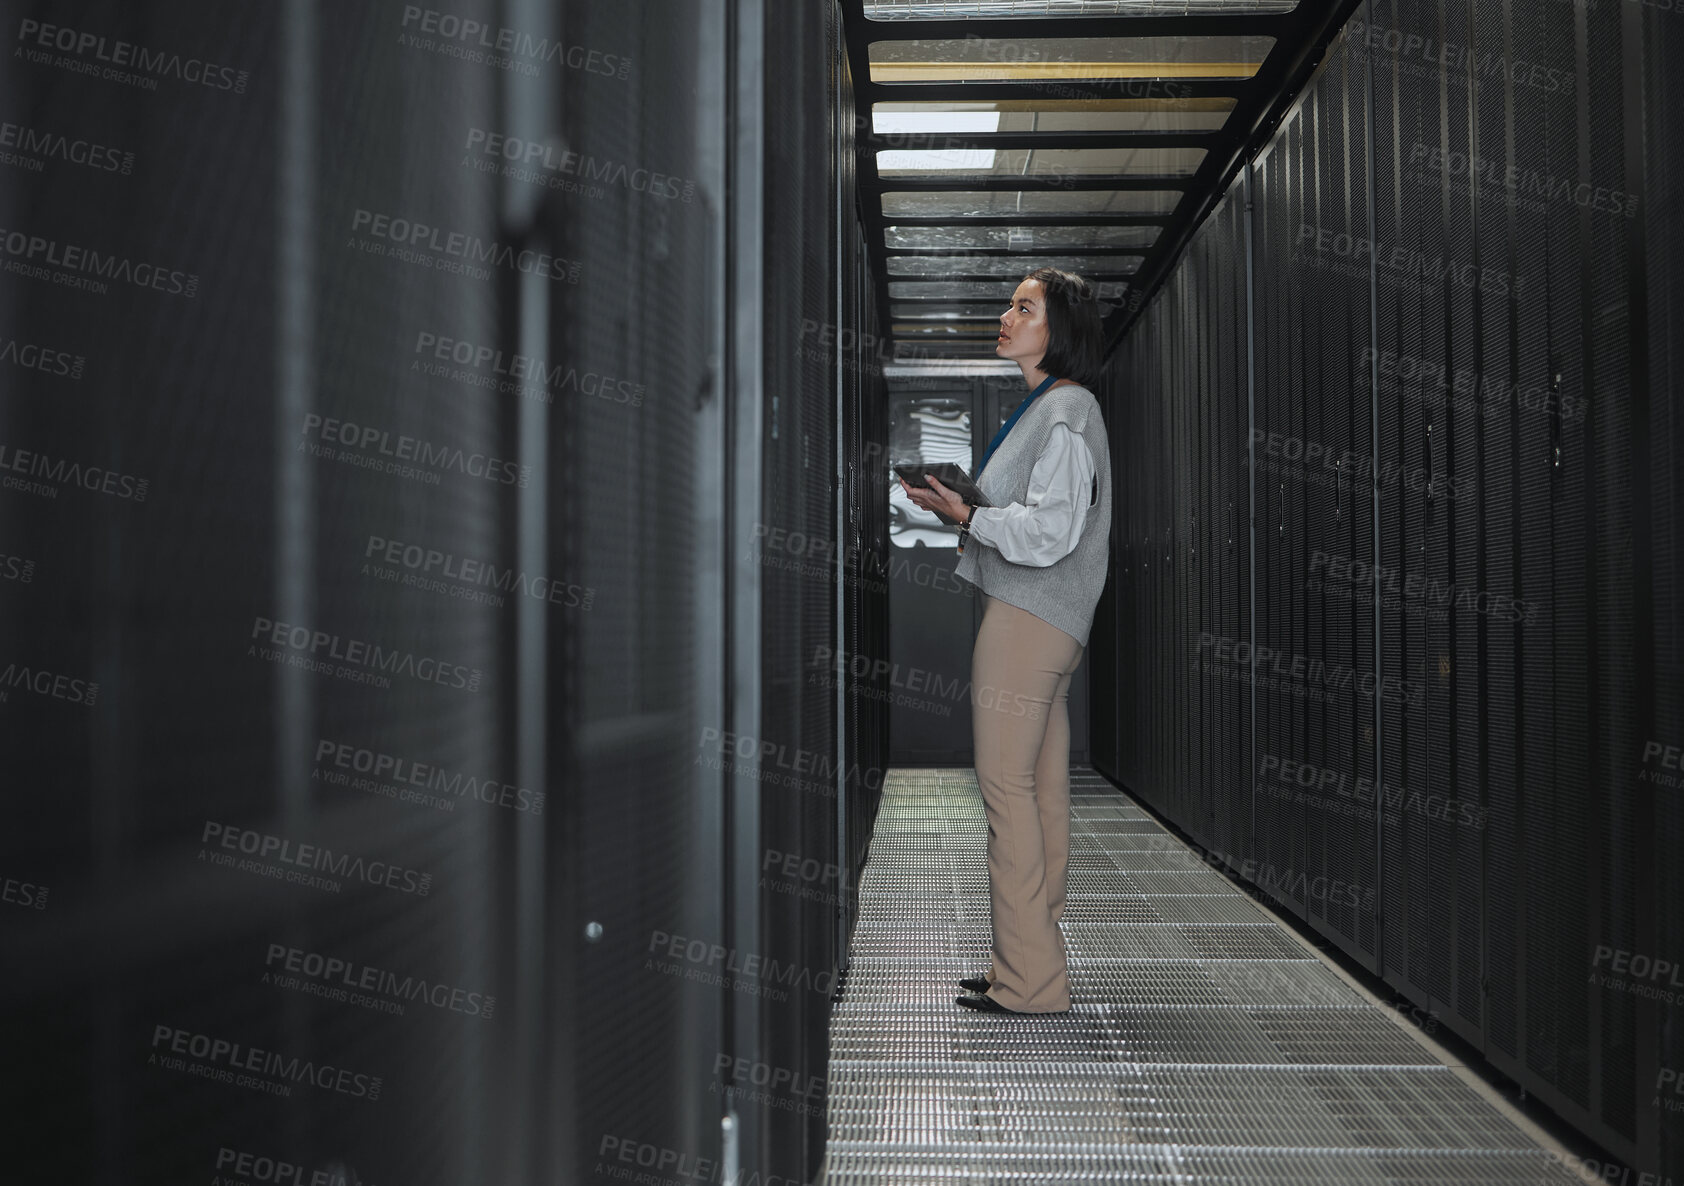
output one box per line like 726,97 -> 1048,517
976,374 -> 1059,478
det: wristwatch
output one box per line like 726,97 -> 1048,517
956,504 -> 973,552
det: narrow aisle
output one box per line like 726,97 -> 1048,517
823,768 -> 1585,1185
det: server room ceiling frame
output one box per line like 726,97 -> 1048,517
840,0 -> 1366,362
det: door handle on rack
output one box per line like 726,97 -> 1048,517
1549,370 -> 1564,476
1423,415 -> 1435,556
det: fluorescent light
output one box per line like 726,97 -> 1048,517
877,148 -> 999,172
872,110 -> 1002,135
873,111 -> 1000,171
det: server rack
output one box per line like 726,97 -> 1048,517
0,2 -> 886,1184
1098,0 -> 1683,1175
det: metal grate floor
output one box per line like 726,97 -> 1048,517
823,767 -> 1584,1185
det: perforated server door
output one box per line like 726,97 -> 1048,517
755,0 -> 845,1179
1251,107 -> 1311,919
0,1 -> 737,1182
556,5 -> 734,1179
1203,190 -> 1257,870
1102,0 -> 1680,1174
1641,6 -> 1684,1175
1294,25 -> 1380,973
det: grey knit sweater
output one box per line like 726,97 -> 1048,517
953,383 -> 1112,647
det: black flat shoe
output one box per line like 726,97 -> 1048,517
957,976 -> 991,994
956,992 -> 1025,1015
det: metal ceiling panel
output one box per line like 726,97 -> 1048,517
880,189 -> 1183,216
873,98 -> 1238,133
865,0 -> 1299,15
890,301 -> 1022,318
885,224 -> 1160,249
886,254 -> 1141,275
889,278 -> 1130,300
866,35 -> 1276,83
896,340 -> 1013,355
875,146 -> 1209,177
842,0 -> 1368,357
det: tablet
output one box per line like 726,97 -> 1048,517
894,462 -> 991,525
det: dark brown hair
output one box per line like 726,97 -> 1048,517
1023,266 -> 1104,388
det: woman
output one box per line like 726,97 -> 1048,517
898,267 -> 1112,1016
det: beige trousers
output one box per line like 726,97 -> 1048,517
972,594 -> 1084,1012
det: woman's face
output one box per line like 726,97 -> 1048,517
997,278 -> 1050,369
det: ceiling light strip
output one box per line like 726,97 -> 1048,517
871,61 -> 1263,82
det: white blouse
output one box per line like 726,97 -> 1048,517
966,422 -> 1097,567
